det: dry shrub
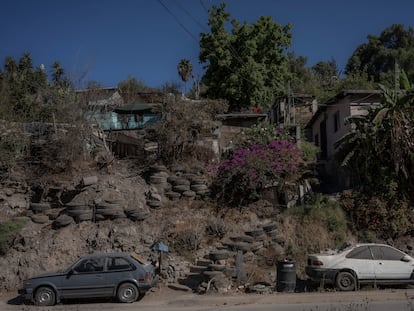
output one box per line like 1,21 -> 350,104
151,98 -> 228,165
170,219 -> 204,252
206,216 -> 227,238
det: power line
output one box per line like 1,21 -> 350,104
199,0 -> 209,12
173,0 -> 208,32
157,0 -> 199,43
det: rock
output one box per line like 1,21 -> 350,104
82,176 -> 98,186
235,251 -> 247,283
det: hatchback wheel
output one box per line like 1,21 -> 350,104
336,271 -> 356,291
117,282 -> 139,303
34,286 -> 56,306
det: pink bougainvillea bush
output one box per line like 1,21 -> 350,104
211,138 -> 302,207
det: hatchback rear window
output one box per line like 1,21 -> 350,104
108,257 -> 133,271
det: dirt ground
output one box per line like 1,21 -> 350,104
140,286 -> 414,308
2,285 -> 414,309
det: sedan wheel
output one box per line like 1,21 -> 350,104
117,283 -> 139,303
336,271 -> 356,291
34,286 -> 56,306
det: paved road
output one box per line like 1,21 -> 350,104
2,287 -> 414,311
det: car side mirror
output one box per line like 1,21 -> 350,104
67,269 -> 74,278
401,255 -> 411,262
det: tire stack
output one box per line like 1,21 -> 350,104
146,163 -> 212,202
53,214 -> 74,229
225,235 -> 254,253
184,260 -> 210,290
94,198 -> 127,221
29,202 -> 51,224
189,176 -> 210,198
244,228 -> 266,253
145,188 -> 163,209
170,177 -> 192,199
201,250 -> 232,293
261,222 -> 285,246
147,164 -> 170,195
262,222 -> 278,239
124,206 -> 150,221
65,201 -> 93,223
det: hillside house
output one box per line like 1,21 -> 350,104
270,93 -> 316,128
215,112 -> 268,157
269,93 -> 316,147
305,89 -> 382,189
77,88 -> 164,158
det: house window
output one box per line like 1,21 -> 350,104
334,111 -> 340,132
314,134 -> 319,146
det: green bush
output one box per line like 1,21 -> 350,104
341,190 -> 413,239
0,218 -> 27,256
300,140 -> 319,163
235,122 -> 292,147
288,194 -> 348,246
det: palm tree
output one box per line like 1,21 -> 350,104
177,59 -> 193,94
51,61 -> 64,84
18,52 -> 33,75
4,56 -> 17,80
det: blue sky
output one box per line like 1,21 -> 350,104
1,0 -> 413,90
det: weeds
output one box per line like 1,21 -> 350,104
0,218 -> 27,255
287,194 -> 348,247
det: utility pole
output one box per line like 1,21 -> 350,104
395,60 -> 400,99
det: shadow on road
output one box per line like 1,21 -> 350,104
7,295 -> 25,305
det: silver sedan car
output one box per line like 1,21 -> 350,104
306,243 -> 414,291
18,252 -> 158,306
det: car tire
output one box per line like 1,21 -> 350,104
34,286 -> 56,306
336,271 -> 356,291
117,282 -> 139,303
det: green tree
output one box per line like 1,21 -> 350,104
199,2 -> 292,112
0,54 -> 75,122
312,58 -> 339,88
345,24 -> 414,87
287,52 -> 317,94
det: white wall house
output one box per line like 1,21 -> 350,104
306,90 -> 382,161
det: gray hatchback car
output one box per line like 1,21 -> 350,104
18,252 -> 158,306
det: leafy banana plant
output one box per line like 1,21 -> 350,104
335,69 -> 414,195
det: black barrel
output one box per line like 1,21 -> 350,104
276,259 -> 296,292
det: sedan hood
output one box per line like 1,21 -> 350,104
27,270 -> 66,280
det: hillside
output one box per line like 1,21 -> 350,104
0,156 -> 347,294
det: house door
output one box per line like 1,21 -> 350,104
319,119 -> 327,159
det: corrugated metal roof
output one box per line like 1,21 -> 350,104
114,103 -> 160,114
